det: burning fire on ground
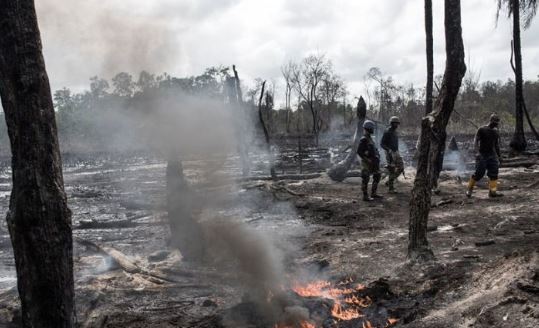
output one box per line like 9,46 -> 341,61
274,279 -> 399,328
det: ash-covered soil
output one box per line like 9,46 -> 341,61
0,138 -> 538,328
285,165 -> 539,327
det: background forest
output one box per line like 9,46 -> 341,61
1,62 -> 537,155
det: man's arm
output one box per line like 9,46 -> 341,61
473,129 -> 480,154
357,138 -> 370,161
380,131 -> 390,151
494,130 -> 501,160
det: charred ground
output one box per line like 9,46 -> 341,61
0,135 -> 538,328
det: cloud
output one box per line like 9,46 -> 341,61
35,0 -> 539,102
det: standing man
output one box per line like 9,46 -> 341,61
466,113 -> 503,198
357,120 -> 382,201
381,116 -> 404,193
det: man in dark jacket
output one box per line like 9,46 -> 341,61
381,116 -> 404,193
466,113 -> 503,198
357,120 -> 382,201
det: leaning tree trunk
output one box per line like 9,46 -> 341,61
409,0 -> 466,261
327,97 -> 367,182
425,0 -> 434,115
0,1 -> 74,326
414,0 -> 435,159
510,0 -> 527,152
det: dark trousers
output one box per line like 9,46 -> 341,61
361,160 -> 381,195
472,155 -> 499,181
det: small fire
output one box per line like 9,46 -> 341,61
344,295 -> 372,307
387,318 -> 399,325
331,302 -> 363,320
280,279 -> 398,328
292,280 -> 331,297
274,321 -> 315,328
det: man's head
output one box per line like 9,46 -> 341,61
389,116 -> 400,129
363,120 -> 375,135
489,113 -> 500,128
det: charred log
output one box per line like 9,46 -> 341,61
327,96 -> 367,182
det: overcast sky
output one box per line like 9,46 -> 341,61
36,0 -> 539,105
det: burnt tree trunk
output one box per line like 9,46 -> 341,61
415,0 -> 434,160
0,1 -> 74,326
166,159 -> 204,260
510,41 -> 539,141
408,118 -> 433,260
409,0 -> 466,261
327,97 -> 367,182
509,0 -> 527,152
425,0 -> 434,115
230,65 -> 250,175
257,81 -> 276,179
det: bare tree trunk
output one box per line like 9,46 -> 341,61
425,0 -> 434,115
327,97 -> 367,181
510,41 -> 539,141
509,0 -> 527,152
0,1 -> 74,326
285,85 -> 291,133
230,65 -> 250,175
257,81 -> 276,179
309,101 -> 319,147
408,0 -> 466,261
408,118 -> 433,260
415,0 -> 434,158
166,159 -> 204,260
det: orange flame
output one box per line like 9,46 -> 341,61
344,295 -> 372,308
292,280 -> 331,297
387,318 -> 399,326
288,279 -> 398,326
331,302 -> 363,321
274,321 -> 315,328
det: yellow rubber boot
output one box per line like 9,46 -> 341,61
466,178 -> 476,198
489,179 -> 503,198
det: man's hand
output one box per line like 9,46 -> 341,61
475,151 -> 481,161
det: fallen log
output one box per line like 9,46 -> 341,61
475,240 -> 496,247
76,219 -> 139,230
500,161 -> 538,168
75,238 -> 189,283
465,160 -> 539,169
241,173 -> 321,181
345,171 -> 363,178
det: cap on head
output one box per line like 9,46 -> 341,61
389,116 -> 400,124
363,120 -> 375,131
490,113 -> 500,124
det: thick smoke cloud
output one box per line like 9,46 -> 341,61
36,1 -> 183,87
